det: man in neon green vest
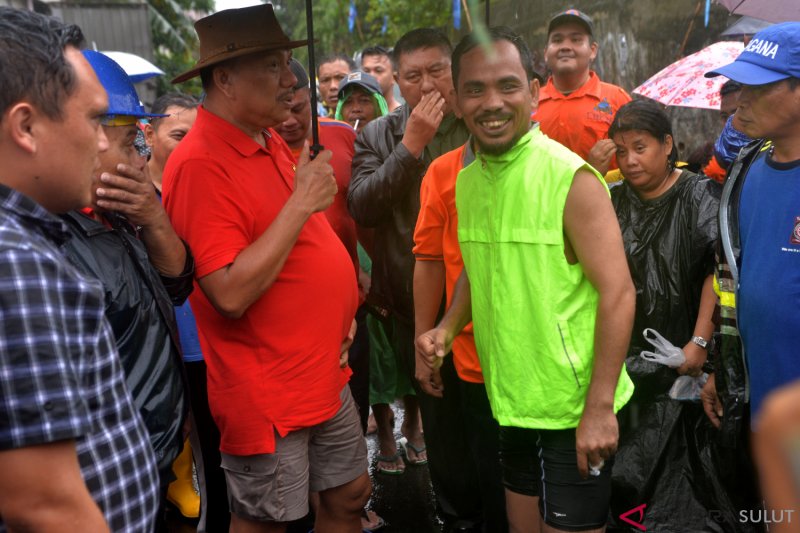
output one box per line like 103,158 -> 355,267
416,27 -> 635,533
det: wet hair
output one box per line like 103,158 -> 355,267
150,92 -> 199,118
199,55 -> 242,91
0,7 -> 85,120
608,99 -> 679,169
289,58 -> 310,90
199,66 -> 212,90
685,141 -> 713,173
720,80 -> 743,97
361,45 -> 395,70
452,26 -> 537,88
392,28 -> 451,69
317,53 -> 356,74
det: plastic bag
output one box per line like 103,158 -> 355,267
639,328 -> 685,368
668,373 -> 708,401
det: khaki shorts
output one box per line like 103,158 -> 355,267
221,386 -> 368,523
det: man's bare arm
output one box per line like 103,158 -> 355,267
199,145 -> 336,319
0,440 -> 110,532
415,268 -> 473,393
414,259 -> 446,397
563,168 -> 635,478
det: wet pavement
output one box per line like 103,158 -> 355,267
363,402 -> 442,533
277,401 -> 443,532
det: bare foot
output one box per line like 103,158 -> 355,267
367,412 -> 377,434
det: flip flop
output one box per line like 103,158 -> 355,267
361,509 -> 386,531
375,451 -> 405,475
399,436 -> 428,466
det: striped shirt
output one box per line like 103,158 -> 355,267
0,184 -> 159,532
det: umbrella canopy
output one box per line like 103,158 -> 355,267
101,51 -> 165,83
715,0 -> 800,24
720,15 -> 772,37
633,41 -> 744,110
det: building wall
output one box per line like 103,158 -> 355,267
485,0 -> 738,155
0,1 -> 160,107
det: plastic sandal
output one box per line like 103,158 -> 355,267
399,436 -> 428,466
375,451 -> 405,475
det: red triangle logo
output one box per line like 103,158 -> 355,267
619,503 -> 647,531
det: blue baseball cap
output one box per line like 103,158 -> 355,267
706,22 -> 800,85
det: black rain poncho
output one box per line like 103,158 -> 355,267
608,172 -> 758,532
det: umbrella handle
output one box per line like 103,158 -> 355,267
305,0 -> 323,159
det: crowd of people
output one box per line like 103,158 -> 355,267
0,3 -> 799,533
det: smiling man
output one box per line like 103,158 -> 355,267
534,9 -> 630,175
164,6 -> 369,533
417,27 -> 635,533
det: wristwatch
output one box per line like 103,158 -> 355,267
691,335 -> 709,349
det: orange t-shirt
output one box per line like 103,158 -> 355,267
163,106 -> 357,456
534,71 -> 631,169
413,144 -> 483,383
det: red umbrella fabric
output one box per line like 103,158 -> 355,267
716,0 -> 800,24
633,41 -> 744,110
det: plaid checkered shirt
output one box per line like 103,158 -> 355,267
0,184 -> 159,532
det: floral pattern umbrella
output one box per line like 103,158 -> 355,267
633,41 -> 744,110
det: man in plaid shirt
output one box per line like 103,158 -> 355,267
0,7 -> 159,531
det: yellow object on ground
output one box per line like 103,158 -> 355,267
167,438 -> 200,518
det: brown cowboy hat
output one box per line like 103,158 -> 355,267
172,4 -> 307,84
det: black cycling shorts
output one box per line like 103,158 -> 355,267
499,425 -> 613,531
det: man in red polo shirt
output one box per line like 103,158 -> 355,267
534,9 -> 631,175
163,6 -> 369,533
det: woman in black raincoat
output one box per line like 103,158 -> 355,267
605,99 -> 753,532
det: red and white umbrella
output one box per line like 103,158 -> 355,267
633,41 -> 744,110
716,0 -> 800,24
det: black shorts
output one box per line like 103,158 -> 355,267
499,426 -> 613,531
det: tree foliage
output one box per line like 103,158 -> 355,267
150,0 -> 212,94
149,0 -> 473,95
273,0 -> 458,68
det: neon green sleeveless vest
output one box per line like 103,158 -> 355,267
456,127 -> 633,429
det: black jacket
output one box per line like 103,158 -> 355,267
61,210 -> 192,480
348,105 -> 469,324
